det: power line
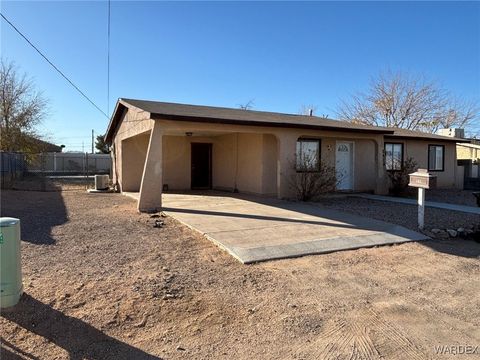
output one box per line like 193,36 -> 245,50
0,12 -> 109,119
107,0 -> 111,116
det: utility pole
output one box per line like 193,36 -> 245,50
91,129 -> 94,154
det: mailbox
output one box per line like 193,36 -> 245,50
408,169 -> 437,189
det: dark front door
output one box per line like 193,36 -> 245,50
191,143 -> 212,189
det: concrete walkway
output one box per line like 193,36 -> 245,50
160,192 -> 428,263
351,193 -> 480,215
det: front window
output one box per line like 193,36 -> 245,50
296,139 -> 320,171
428,145 -> 444,171
385,143 -> 403,171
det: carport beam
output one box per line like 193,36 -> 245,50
138,125 -> 163,212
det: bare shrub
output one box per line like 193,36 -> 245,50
387,157 -> 417,196
289,152 -> 339,201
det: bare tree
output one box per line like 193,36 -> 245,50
337,70 -> 478,133
237,99 -> 255,110
0,59 -> 48,152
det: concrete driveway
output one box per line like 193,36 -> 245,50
160,192 -> 429,263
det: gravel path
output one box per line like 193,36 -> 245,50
316,196 -> 479,234
425,189 -> 478,207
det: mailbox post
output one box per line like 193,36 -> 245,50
408,169 -> 437,230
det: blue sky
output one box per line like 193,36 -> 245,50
1,1 -> 479,151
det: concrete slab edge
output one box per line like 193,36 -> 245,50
165,209 -> 430,264
233,232 -> 430,264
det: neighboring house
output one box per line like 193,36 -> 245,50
456,142 -> 480,189
2,135 -> 63,153
105,98 -> 466,212
457,142 -> 480,166
29,137 -> 64,153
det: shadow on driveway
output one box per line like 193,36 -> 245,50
161,206 -> 371,230
1,294 -> 160,360
163,191 -> 428,235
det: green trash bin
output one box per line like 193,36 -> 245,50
0,217 -> 23,308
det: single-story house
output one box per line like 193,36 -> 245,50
105,98 -> 466,212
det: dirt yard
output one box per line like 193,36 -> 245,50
1,190 -> 479,359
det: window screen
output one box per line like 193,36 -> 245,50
428,145 -> 444,171
385,143 -> 403,170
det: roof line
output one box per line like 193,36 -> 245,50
105,98 -> 466,144
384,134 -> 469,143
149,112 -> 394,134
120,97 -> 332,121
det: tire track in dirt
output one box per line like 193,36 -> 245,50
289,309 -> 429,360
375,262 -> 480,332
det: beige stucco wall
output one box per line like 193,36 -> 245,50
111,106 -> 154,192
262,134 -> 278,196
212,133 -> 236,191
162,133 -> 277,195
385,138 -> 457,188
457,144 -> 480,160
235,133 -> 264,194
160,128 -> 379,198
353,140 -> 377,191
294,136 -> 377,193
121,132 -> 150,192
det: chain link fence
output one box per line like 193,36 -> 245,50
0,152 -> 27,189
1,152 -> 112,191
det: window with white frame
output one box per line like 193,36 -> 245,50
428,145 -> 444,171
296,139 -> 320,171
385,143 -> 403,171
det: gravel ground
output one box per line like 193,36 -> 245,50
9,175 -> 93,192
425,189 -> 479,207
316,196 -> 480,236
1,190 -> 479,359
390,189 -> 479,207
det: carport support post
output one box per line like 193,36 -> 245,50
418,187 -> 425,230
138,125 -> 163,212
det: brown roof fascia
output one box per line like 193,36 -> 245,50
149,112 -> 395,135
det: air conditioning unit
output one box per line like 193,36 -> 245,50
95,175 -> 109,190
437,128 -> 465,138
